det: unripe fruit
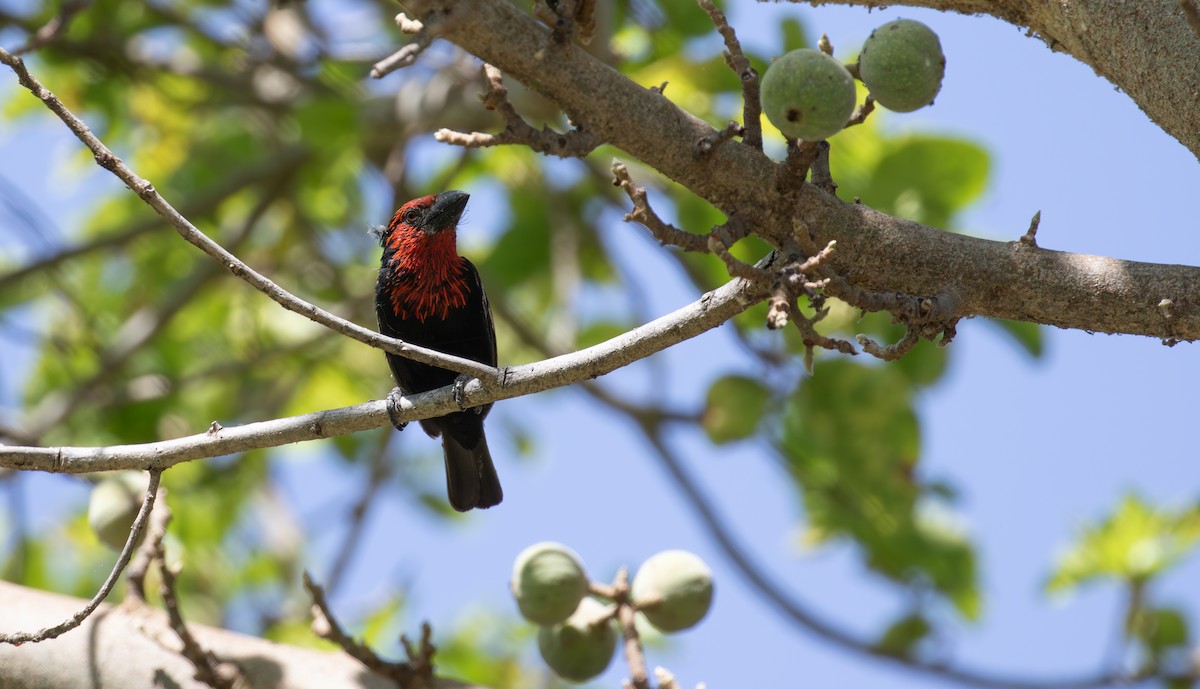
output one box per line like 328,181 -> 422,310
857,19 -> 945,112
87,472 -> 150,550
760,48 -> 856,141
631,550 -> 714,633
512,542 -> 589,626
537,597 -> 618,682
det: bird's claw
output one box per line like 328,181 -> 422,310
453,375 -> 481,413
386,387 -> 408,431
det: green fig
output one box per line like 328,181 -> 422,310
87,472 -> 150,550
857,19 -> 945,112
631,550 -> 714,633
760,48 -> 857,141
537,597 -> 618,682
512,542 -> 589,626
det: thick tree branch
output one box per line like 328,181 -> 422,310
0,470 -> 162,645
0,272 -> 762,473
798,0 -> 1200,158
397,0 -> 1200,342
0,581 -> 487,689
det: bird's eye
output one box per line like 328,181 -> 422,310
403,209 -> 421,224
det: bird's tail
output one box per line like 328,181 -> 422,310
442,431 -> 503,511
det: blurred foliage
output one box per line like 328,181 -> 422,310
19,0 -> 1194,685
1048,495 -> 1200,592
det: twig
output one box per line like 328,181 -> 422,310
370,9 -> 444,79
370,35 -> 433,78
696,0 -> 761,150
0,271 -> 762,473
536,0 -> 595,44
778,140 -> 823,192
809,141 -> 837,195
13,0 -> 92,55
156,510 -> 245,689
694,121 -> 743,158
1019,210 -> 1042,247
612,160 -> 710,252
0,46 -> 500,384
856,327 -> 921,361
303,571 -> 430,685
0,149 -> 307,293
25,187 -> 275,439
845,95 -> 876,128
0,469 -> 162,645
613,567 -> 651,689
124,489 -> 173,605
818,33 -> 834,55
435,63 -> 599,158
707,221 -> 773,283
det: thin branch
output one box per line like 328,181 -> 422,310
696,0 -> 761,150
24,189 -> 272,439
124,491 -> 173,606
707,227 -> 772,283
303,572 -> 431,685
155,510 -> 246,689
370,9 -> 443,79
694,121 -> 743,158
0,469 -> 162,645
370,35 -> 434,79
613,568 -> 651,689
612,160 -> 710,252
13,0 -> 92,55
0,149 -> 308,293
636,427 -> 1157,689
845,95 -> 876,128
0,268 -> 764,473
0,47 -> 500,384
857,327 -> 921,361
1019,210 -> 1042,247
403,0 -> 1200,340
435,63 -> 599,158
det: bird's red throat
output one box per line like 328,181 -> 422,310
386,227 -> 469,322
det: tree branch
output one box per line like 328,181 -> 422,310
0,470 -> 162,645
635,428 -> 1169,689
0,271 -> 762,473
798,0 -> 1200,158
0,580 -> 488,689
0,46 -> 501,385
397,0 -> 1200,343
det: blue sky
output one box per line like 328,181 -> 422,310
3,2 -> 1200,689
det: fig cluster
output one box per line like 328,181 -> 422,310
760,19 -> 945,141
511,542 -> 714,683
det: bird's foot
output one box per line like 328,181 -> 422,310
386,387 -> 408,431
453,375 -> 481,413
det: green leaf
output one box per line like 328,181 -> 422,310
858,135 -> 990,230
875,613 -> 931,657
986,319 -> 1045,359
1048,494 -> 1200,592
702,375 -> 770,444
781,360 -> 978,615
1135,607 -> 1189,653
780,17 -> 809,54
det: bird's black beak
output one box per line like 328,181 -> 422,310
423,190 -> 469,234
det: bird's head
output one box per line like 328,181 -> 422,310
374,190 -> 470,244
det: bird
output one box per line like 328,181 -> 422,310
374,190 -> 502,511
